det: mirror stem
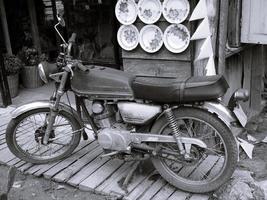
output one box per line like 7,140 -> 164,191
54,23 -> 67,45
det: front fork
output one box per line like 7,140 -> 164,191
43,71 -> 69,145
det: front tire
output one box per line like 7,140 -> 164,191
6,108 -> 81,164
151,107 -> 238,193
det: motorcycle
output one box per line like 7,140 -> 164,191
5,14 -> 249,193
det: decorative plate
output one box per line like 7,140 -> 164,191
139,25 -> 163,53
115,0 -> 137,25
138,0 -> 162,24
163,24 -> 190,53
163,0 -> 190,24
117,25 -> 139,51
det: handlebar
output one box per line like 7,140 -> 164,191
76,62 -> 88,72
67,32 -> 76,56
68,33 -> 76,43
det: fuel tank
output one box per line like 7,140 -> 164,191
71,65 -> 134,100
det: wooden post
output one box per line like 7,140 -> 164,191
228,0 -> 241,48
218,0 -> 229,75
0,53 -> 12,107
27,0 -> 42,54
0,0 -> 12,55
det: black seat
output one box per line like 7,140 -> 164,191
131,75 -> 229,103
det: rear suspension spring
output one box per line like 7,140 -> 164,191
164,108 -> 185,154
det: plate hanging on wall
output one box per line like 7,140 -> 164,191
162,0 -> 190,24
117,25 -> 139,51
139,25 -> 164,53
115,0 -> 138,25
163,24 -> 190,53
138,0 -> 162,24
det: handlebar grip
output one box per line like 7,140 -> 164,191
77,62 -> 88,72
68,33 -> 77,43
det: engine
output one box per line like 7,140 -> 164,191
91,101 -> 162,151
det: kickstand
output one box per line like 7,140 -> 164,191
121,161 -> 141,193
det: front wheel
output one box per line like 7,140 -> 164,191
151,107 -> 238,193
6,108 -> 81,164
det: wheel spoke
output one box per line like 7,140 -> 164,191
13,111 -> 78,161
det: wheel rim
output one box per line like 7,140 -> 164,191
157,117 -> 228,185
13,112 -> 78,161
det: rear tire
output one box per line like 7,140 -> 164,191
6,108 -> 81,164
151,107 -> 238,193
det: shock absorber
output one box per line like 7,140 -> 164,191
164,107 -> 186,155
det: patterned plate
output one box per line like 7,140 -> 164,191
115,0 -> 137,25
139,25 -> 163,53
163,24 -> 190,53
138,0 -> 162,24
163,0 -> 190,24
117,25 -> 139,51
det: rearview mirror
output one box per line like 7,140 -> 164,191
57,9 -> 65,27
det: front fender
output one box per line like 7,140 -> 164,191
11,101 -> 89,140
11,101 -> 83,127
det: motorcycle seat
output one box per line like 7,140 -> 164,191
131,75 -> 229,103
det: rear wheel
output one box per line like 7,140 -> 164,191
151,107 -> 238,193
6,108 -> 81,164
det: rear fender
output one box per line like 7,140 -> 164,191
154,101 -> 244,137
196,101 -> 244,136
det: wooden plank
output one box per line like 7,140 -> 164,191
67,156 -> 110,186
43,141 -> 92,179
96,161 -> 134,193
124,173 -> 159,200
53,143 -> 101,182
79,159 -> 124,191
168,190 -> 190,200
0,143 -> 7,150
30,141 -> 91,176
189,194 -> 209,200
208,157 -> 224,178
250,46 -> 264,111
18,162 -> 34,172
241,49 -> 252,112
0,117 -> 11,127
7,157 -> 21,166
151,184 -> 176,200
123,59 -> 191,79
138,178 -> 166,200
189,155 -> 219,180
101,163 -> 155,196
122,47 -> 191,62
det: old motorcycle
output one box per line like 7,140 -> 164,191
5,14 -> 249,193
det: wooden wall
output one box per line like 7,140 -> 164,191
224,45 -> 266,115
122,0 -> 193,79
122,18 -> 192,78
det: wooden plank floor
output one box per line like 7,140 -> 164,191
0,116 -> 212,200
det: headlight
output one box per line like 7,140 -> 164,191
38,62 -> 48,84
